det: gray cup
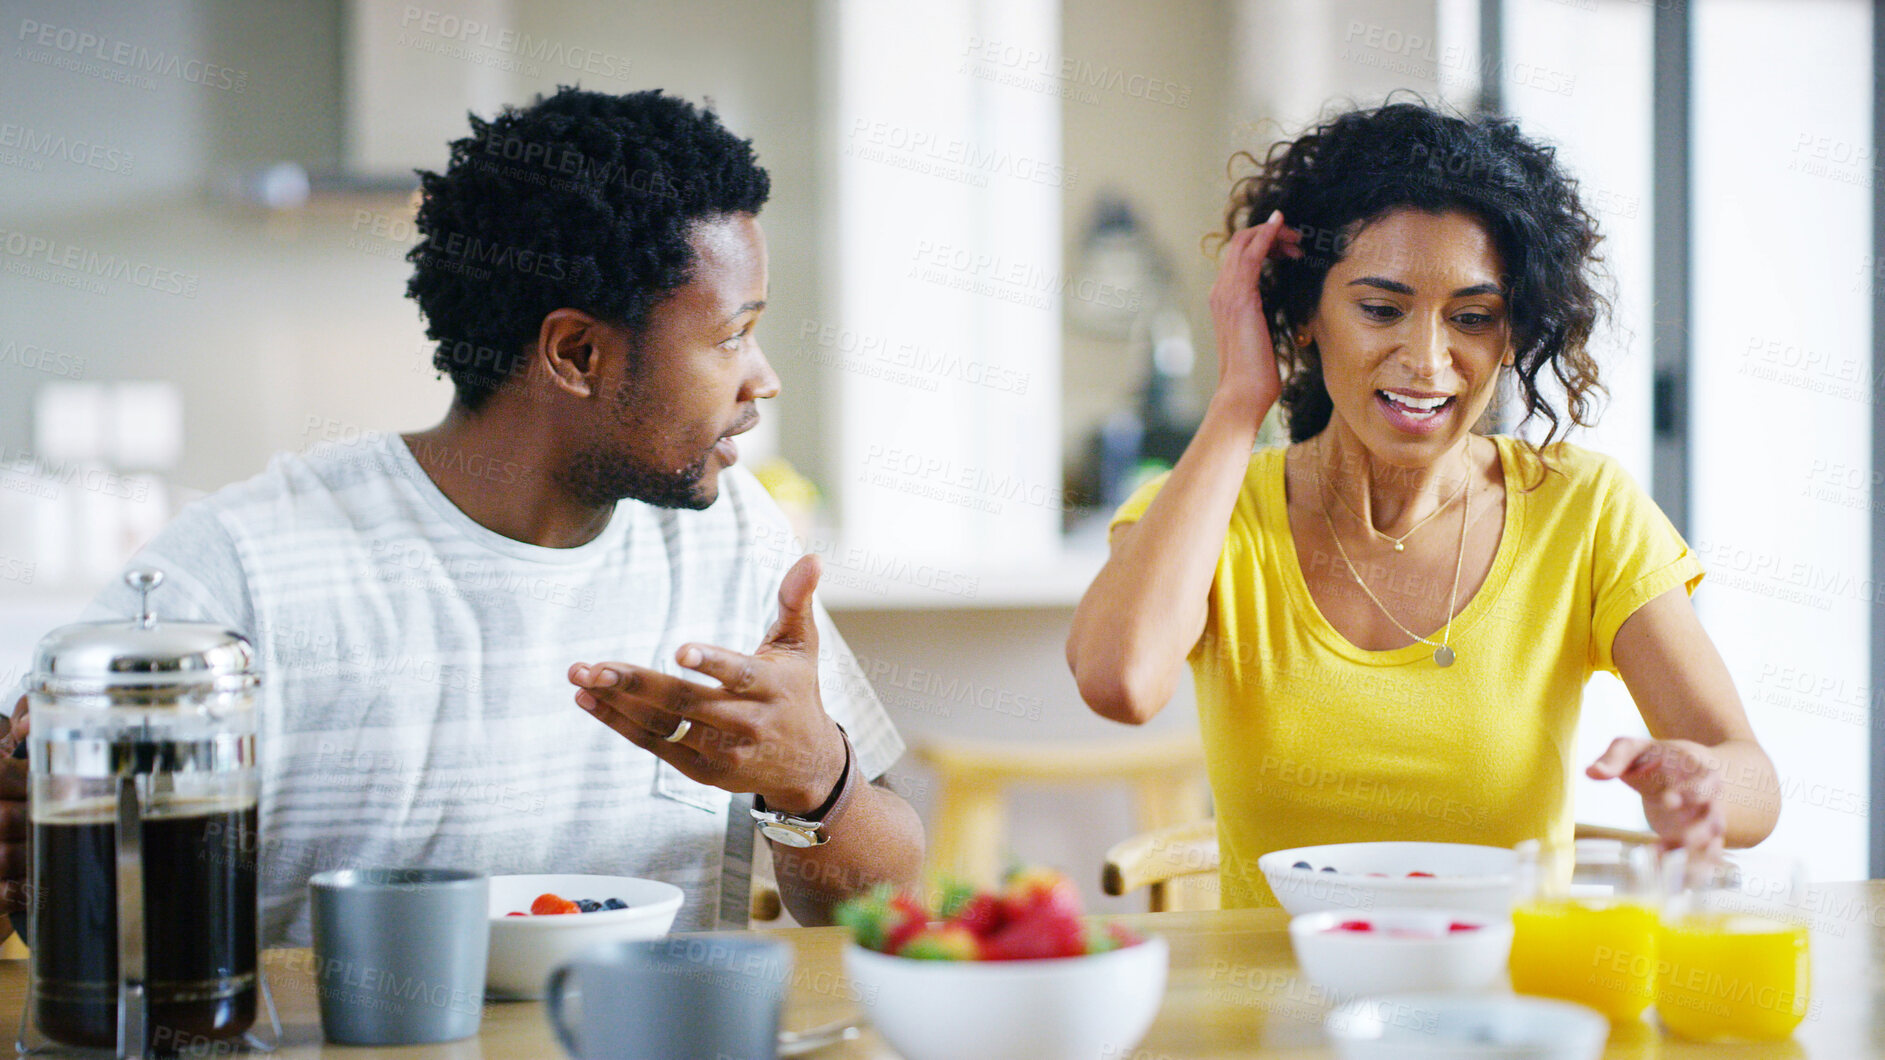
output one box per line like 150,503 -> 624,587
309,867 -> 489,1045
547,936 -> 791,1060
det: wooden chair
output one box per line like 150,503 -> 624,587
1102,817 -> 1662,912
915,731 -> 1209,889
1100,818 -> 1222,912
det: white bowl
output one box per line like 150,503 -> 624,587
842,935 -> 1169,1060
485,873 -> 684,999
1326,993 -> 1607,1060
1260,842 -> 1519,916
1289,909 -> 1513,998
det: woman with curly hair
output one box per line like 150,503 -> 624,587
1068,101 -> 1777,908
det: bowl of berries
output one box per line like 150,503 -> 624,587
485,873 -> 685,999
1289,909 -> 1514,998
1258,842 -> 1520,917
836,868 -> 1168,1060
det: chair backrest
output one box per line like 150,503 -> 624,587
915,731 -> 1210,889
1102,818 -> 1220,913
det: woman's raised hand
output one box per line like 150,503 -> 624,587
1207,208 -> 1302,417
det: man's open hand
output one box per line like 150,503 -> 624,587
568,555 -> 847,815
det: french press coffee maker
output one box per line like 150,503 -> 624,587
19,569 -> 278,1058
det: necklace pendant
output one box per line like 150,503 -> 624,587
1433,645 -> 1456,667
1393,541 -> 1405,552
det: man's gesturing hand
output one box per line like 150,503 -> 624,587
568,554 -> 848,815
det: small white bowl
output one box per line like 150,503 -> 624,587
485,873 -> 684,999
1289,909 -> 1513,998
842,935 -> 1169,1060
1260,842 -> 1519,916
1326,993 -> 1607,1060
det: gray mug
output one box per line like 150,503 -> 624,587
309,867 -> 489,1045
547,936 -> 792,1060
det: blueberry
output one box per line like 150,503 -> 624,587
602,897 -> 629,910
1320,866 -> 1337,873
1292,861 -> 1313,870
575,899 -> 602,913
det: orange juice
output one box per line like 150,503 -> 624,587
1657,913 -> 1810,1040
1510,898 -> 1659,1021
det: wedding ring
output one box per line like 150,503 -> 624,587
662,717 -> 693,743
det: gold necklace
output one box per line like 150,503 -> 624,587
1328,462 -> 1470,552
1314,439 -> 1470,667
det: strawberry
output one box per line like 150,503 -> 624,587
1333,920 -> 1373,932
896,924 -> 984,961
983,904 -> 1086,961
1083,922 -> 1122,955
531,893 -> 581,915
835,884 -> 902,952
836,884 -> 933,954
1106,922 -> 1144,948
882,891 -> 932,955
999,867 -> 1082,923
935,878 -> 977,919
947,893 -> 1005,939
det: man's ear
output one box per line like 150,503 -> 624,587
537,309 -> 605,398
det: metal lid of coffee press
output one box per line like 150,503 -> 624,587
27,569 -> 259,697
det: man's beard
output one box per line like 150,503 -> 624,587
559,444 -> 716,510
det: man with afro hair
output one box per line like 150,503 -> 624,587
1,87 -> 923,945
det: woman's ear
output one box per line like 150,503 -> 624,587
1290,318 -> 1316,351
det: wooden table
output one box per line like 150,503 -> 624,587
5,882 -> 1882,1058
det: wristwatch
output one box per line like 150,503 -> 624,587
751,724 -> 859,848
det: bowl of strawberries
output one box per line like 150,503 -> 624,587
837,867 -> 1168,1060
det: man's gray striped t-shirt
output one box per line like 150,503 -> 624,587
74,432 -> 903,947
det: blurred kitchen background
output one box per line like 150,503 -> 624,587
1,0 -> 1878,903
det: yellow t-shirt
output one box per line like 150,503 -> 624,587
1110,435 -> 1704,908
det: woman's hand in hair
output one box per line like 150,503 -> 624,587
1208,209 -> 1300,418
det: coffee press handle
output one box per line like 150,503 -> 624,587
544,965 -> 582,1058
114,776 -> 149,1060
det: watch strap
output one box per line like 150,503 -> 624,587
752,723 -> 859,839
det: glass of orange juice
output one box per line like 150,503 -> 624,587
1657,851 -> 1811,1041
1509,838 -> 1661,1022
